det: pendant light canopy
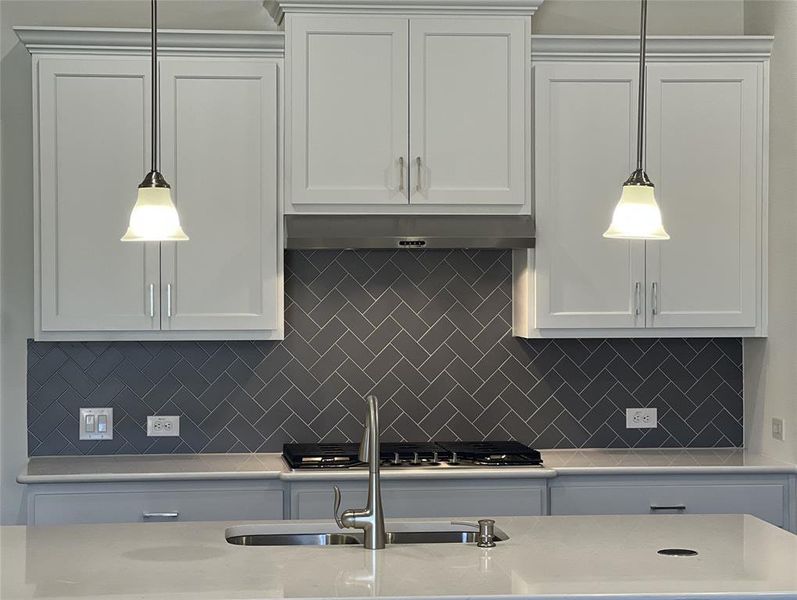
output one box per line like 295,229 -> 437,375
604,0 -> 669,241
122,0 -> 188,242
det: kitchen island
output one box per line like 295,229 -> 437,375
2,514 -> 796,599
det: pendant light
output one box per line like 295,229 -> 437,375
122,0 -> 188,242
604,0 -> 669,240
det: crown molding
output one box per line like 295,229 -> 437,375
530,35 -> 774,62
265,0 -> 543,25
14,26 -> 285,57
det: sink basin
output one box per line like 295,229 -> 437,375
225,523 -> 509,547
228,533 -> 362,546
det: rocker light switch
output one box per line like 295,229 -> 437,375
80,408 -> 113,440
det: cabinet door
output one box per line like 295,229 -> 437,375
533,63 -> 645,329
409,18 -> 527,207
550,480 -> 786,528
32,487 -> 284,525
287,16 -> 409,206
37,58 -> 160,333
291,481 -> 546,519
645,63 -> 760,328
159,59 -> 280,333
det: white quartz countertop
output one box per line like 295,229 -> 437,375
17,453 -> 288,483
541,448 -> 797,475
2,514 -> 796,600
18,449 -> 796,484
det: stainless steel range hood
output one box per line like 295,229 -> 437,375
285,215 -> 535,249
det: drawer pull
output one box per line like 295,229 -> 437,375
143,511 -> 179,519
650,504 -> 686,512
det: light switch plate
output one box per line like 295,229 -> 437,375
79,408 -> 113,440
147,415 -> 180,437
626,408 -> 657,429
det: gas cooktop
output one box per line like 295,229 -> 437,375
282,441 -> 543,469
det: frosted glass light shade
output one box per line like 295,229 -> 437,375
121,186 -> 188,242
604,184 -> 670,240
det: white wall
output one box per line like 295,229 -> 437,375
743,0 -> 797,464
534,0 -> 743,34
0,0 -> 748,525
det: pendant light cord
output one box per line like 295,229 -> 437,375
151,0 -> 158,173
635,0 -> 648,172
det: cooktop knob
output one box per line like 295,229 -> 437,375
391,452 -> 401,466
449,451 -> 459,465
411,452 -> 421,465
432,451 -> 439,464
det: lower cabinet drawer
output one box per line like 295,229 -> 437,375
292,481 -> 546,519
32,488 -> 284,525
550,483 -> 786,527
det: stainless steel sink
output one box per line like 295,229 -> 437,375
226,529 -> 509,547
227,533 -> 362,546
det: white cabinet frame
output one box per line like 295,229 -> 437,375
24,30 -> 286,342
515,35 -> 771,339
285,13 -> 531,215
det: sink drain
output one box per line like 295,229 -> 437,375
658,548 -> 698,557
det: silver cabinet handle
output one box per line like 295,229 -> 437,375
398,157 -> 405,193
634,282 -> 641,316
149,284 -> 155,318
650,504 -> 686,512
166,283 -> 172,318
651,282 -> 658,315
143,512 -> 179,519
415,157 -> 422,192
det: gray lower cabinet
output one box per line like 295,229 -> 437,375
289,479 -> 548,519
26,481 -> 285,526
549,474 -> 794,532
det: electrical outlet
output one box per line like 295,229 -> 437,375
626,408 -> 657,429
772,417 -> 785,441
79,408 -> 113,440
147,415 -> 180,437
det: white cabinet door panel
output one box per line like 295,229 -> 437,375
645,63 -> 760,328
533,64 -> 645,329
291,481 -> 546,519
37,58 -> 160,332
32,488 -> 284,525
288,16 -> 409,206
159,59 -> 280,332
550,482 -> 786,527
409,18 -> 527,206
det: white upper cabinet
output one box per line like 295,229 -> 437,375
36,57 -> 161,333
644,63 -> 760,329
159,59 -> 280,333
284,10 -> 531,214
515,37 -> 770,338
409,18 -> 527,206
287,16 -> 409,206
26,30 -> 285,341
530,63 -> 644,329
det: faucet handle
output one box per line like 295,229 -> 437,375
333,485 -> 345,529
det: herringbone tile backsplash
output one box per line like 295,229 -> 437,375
27,250 -> 743,456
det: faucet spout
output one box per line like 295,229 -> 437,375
333,395 -> 386,550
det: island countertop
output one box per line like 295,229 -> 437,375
18,449 -> 796,484
2,514 -> 797,600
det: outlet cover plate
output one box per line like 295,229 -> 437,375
79,408 -> 113,440
772,418 -> 785,441
626,408 -> 658,429
147,415 -> 180,437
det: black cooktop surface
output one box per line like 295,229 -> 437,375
283,441 -> 542,469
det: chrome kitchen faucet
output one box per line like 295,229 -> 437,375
333,395 -> 387,550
